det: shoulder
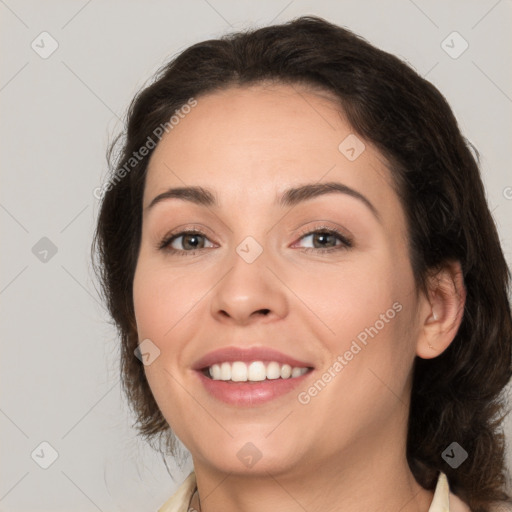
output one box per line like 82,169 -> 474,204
157,471 -> 197,512
431,472 -> 470,512
448,490 -> 471,512
449,495 -> 512,512
446,475 -> 512,512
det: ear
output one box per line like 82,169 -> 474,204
416,260 -> 466,359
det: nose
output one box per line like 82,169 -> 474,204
209,250 -> 289,326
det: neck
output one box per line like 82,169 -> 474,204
189,429 -> 434,512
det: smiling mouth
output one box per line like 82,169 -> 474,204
199,360 -> 314,382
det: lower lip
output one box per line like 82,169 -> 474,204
194,370 -> 314,406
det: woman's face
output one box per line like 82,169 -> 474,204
133,83 -> 425,476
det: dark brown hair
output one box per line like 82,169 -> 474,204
92,15 -> 512,511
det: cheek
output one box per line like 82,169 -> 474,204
289,256 -> 400,340
299,249 -> 417,384
132,258 -> 201,430
132,253 -> 215,391
133,255 -> 200,339
133,264 -> 167,340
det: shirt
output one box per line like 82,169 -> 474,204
157,470 -> 487,512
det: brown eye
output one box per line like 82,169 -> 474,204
306,232 -> 338,249
175,233 -> 206,250
159,230 -> 214,254
295,227 -> 353,254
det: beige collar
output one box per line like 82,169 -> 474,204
158,470 -> 471,512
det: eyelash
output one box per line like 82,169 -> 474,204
295,225 -> 353,254
158,225 -> 353,256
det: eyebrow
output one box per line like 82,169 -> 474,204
145,181 -> 380,221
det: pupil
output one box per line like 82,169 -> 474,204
184,234 -> 202,250
315,233 -> 334,248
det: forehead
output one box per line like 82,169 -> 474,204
143,83 -> 399,219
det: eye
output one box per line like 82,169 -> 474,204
158,225 -> 353,256
294,226 -> 353,254
158,229 -> 214,255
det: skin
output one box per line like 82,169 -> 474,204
132,83 -> 466,512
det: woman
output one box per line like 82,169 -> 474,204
92,16 -> 512,512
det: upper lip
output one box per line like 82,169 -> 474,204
192,346 -> 315,370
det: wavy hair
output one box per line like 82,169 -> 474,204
92,16 -> 512,511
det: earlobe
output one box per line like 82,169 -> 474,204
416,260 -> 466,360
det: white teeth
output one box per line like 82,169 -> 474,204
291,366 -> 306,378
210,364 -> 221,380
220,362 -> 231,381
281,364 -> 292,379
248,361 -> 266,381
207,361 -> 309,381
231,361 -> 247,382
266,361 -> 281,380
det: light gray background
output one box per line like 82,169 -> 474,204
1,1 -> 511,510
